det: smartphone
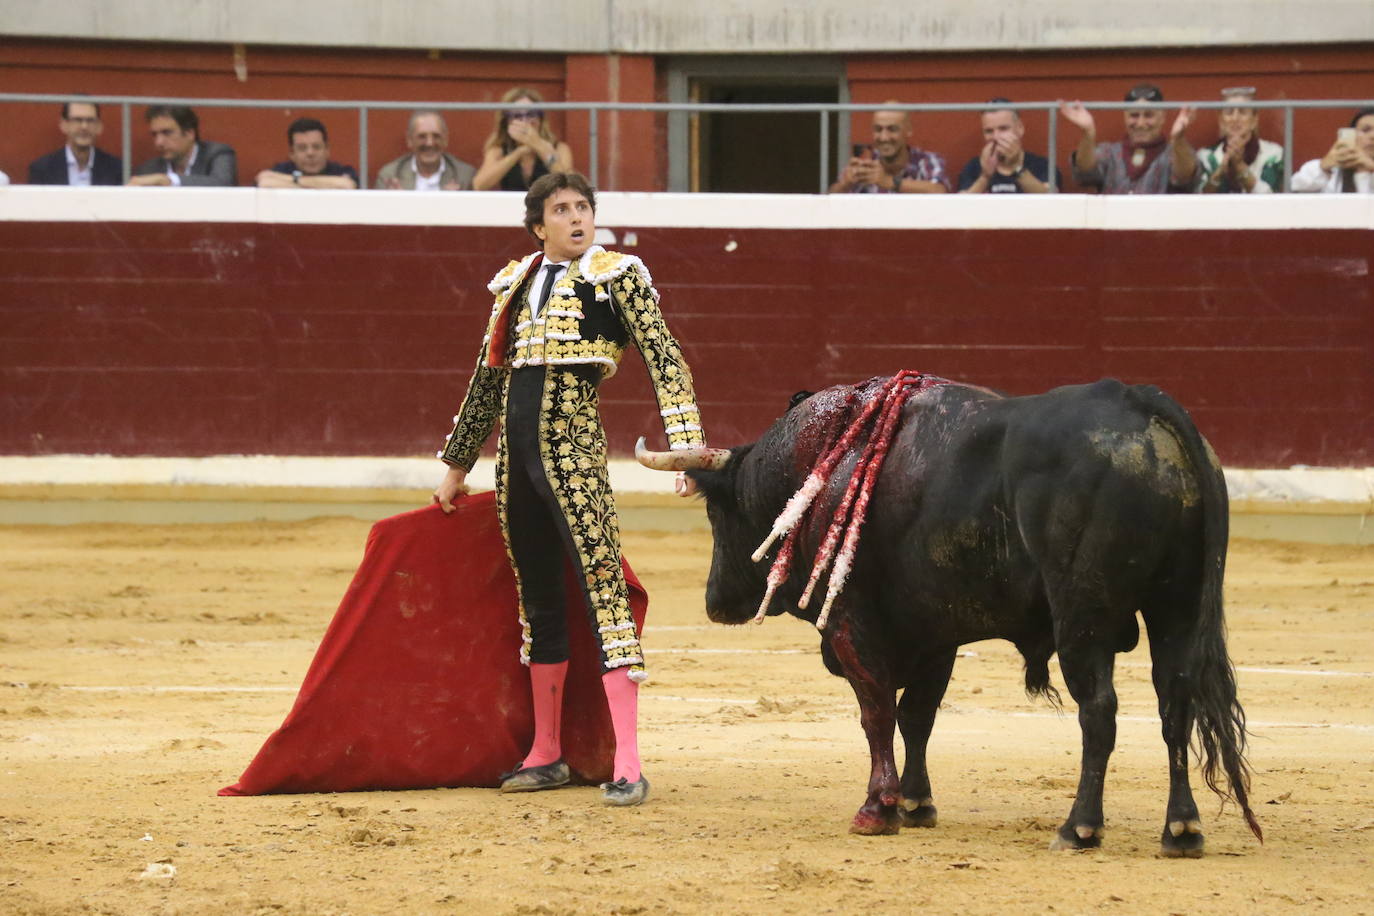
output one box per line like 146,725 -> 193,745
852,143 -> 869,160
1337,127 -> 1356,144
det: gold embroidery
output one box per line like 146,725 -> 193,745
440,249 -> 708,676
532,369 -> 644,675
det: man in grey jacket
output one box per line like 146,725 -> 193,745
129,106 -> 238,187
375,110 -> 476,190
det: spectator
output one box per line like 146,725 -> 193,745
375,111 -> 475,191
473,87 -> 574,191
129,106 -> 238,187
1291,107 -> 1374,194
829,104 -> 950,194
255,118 -> 359,189
1061,84 -> 1197,194
27,99 -> 123,186
1196,88 -> 1283,194
957,98 -> 1061,193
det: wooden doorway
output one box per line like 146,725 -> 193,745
668,57 -> 849,193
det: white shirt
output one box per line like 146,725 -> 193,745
528,259 -> 570,318
412,156 -> 446,191
0,170 -> 9,186
1291,158 -> 1373,194
65,145 -> 93,186
165,144 -> 198,186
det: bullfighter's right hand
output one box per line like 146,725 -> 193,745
433,466 -> 471,514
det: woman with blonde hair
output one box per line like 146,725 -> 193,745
472,87 -> 575,191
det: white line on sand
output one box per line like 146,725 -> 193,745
38,686 -> 1372,733
647,648 -> 807,655
1118,661 -> 1373,679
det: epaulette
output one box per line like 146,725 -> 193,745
579,246 -> 655,291
487,252 -> 539,294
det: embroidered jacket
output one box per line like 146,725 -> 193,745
439,246 -> 705,470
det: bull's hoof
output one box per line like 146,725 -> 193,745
1159,819 -> 1205,858
1049,823 -> 1102,851
849,805 -> 903,836
899,800 -> 938,829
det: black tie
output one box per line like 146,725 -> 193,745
534,263 -> 562,317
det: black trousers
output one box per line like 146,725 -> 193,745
504,365 -> 602,665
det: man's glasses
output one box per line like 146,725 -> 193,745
505,109 -> 544,121
64,117 -> 100,125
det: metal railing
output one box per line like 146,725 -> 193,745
3,93 -> 1371,193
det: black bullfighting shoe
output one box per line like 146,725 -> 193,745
499,759 -> 571,793
599,775 -> 650,807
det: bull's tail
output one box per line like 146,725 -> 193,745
1145,388 -> 1262,843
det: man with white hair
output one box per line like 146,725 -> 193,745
375,110 -> 476,191
1061,83 -> 1197,194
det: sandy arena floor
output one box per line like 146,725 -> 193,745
1,508 -> 1372,915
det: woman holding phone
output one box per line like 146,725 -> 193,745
1291,108 -> 1374,194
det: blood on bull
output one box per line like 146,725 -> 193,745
637,374 -> 1261,856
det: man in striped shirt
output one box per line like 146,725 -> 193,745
830,104 -> 950,194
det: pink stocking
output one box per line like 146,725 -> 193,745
521,661 -> 568,769
601,667 -> 641,783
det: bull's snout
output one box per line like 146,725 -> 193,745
705,605 -> 760,626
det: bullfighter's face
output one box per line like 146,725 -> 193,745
534,188 -> 595,262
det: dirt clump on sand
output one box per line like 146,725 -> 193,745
1,516 -> 1372,914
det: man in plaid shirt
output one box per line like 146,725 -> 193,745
831,104 -> 950,194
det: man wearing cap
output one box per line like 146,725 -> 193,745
1060,84 -> 1197,194
1196,88 -> 1284,193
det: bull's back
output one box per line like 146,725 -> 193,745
869,381 -> 1214,640
997,380 -> 1214,602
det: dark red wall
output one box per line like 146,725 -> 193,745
1,221 -> 1369,467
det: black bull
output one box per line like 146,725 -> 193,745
641,378 -> 1261,855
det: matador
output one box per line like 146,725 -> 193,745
432,171 -> 706,806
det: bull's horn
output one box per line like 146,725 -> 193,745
634,437 -> 732,472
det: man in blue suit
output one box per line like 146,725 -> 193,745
27,99 -> 123,186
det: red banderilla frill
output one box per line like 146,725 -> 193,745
751,370 -> 950,630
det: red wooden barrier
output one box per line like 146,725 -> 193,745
1,213 -> 1369,468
